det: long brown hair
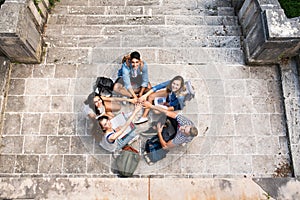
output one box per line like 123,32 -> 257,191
85,93 -> 103,116
166,76 -> 185,96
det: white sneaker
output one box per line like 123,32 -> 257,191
134,117 -> 148,124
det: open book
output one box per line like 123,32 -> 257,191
110,112 -> 135,139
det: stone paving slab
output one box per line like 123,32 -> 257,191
0,177 -> 300,199
0,60 -> 291,178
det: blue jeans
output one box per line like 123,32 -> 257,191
116,131 -> 136,150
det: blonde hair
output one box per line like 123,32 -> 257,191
122,54 -> 131,67
189,126 -> 198,137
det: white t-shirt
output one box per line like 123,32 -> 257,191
99,131 -> 118,152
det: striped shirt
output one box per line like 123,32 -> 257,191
172,114 -> 195,145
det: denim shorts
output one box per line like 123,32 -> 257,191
116,131 -> 137,150
115,75 -> 143,90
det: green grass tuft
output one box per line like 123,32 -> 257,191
49,0 -> 60,7
278,0 -> 300,18
0,0 -> 5,7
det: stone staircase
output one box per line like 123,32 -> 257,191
1,0 -> 299,199
45,0 -> 243,66
0,0 -> 293,184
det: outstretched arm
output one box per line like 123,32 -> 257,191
128,88 -> 138,100
101,96 -> 137,104
142,101 -> 177,119
109,104 -> 142,141
139,80 -> 169,102
139,89 -> 154,102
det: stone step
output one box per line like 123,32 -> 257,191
56,0 -> 232,8
45,47 -> 244,65
52,5 -> 234,16
218,7 -> 235,16
57,0 -> 159,6
48,14 -> 239,26
45,25 -> 241,37
142,25 -> 241,36
45,35 -> 241,48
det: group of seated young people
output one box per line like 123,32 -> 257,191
83,51 -> 198,153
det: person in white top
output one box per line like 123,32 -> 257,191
83,92 -> 137,119
98,103 -> 142,152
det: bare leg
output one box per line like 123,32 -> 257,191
135,82 -> 152,97
141,89 -> 168,118
113,83 -> 132,97
144,82 -> 152,94
104,100 -> 121,113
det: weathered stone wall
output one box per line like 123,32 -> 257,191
0,56 -> 10,136
0,0 -> 50,63
233,0 -> 300,65
280,57 -> 300,178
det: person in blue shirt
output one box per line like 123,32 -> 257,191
134,75 -> 186,124
113,51 -> 151,102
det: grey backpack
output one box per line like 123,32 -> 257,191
184,80 -> 195,101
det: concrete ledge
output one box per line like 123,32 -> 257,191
0,56 -> 9,123
254,178 -> 300,200
1,177 -> 299,199
234,0 -> 300,65
0,0 -> 50,63
280,58 -> 300,178
0,56 -> 10,163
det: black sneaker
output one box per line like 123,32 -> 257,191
151,121 -> 158,126
134,117 -> 148,124
144,127 -> 157,133
140,127 -> 157,136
